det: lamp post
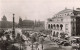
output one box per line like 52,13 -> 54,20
12,14 -> 15,39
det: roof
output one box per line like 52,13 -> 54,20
57,9 -> 73,14
23,20 -> 34,23
51,8 -> 74,19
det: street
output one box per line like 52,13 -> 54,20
37,37 -> 76,50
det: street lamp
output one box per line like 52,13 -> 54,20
12,14 -> 15,39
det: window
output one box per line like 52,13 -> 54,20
73,27 -> 75,32
53,31 -> 55,36
53,24 -> 56,29
73,18 -> 75,21
61,19 -> 63,21
57,19 -> 59,21
60,24 -> 63,30
48,24 -> 50,29
65,24 -> 68,27
66,28 -> 68,30
67,13 -> 69,16
57,24 -> 59,30
65,24 -> 68,31
60,15 -> 61,16
51,24 -> 53,29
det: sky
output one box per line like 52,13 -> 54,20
0,0 -> 80,22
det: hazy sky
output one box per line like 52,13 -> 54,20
0,0 -> 80,22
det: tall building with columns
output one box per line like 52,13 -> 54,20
45,8 -> 80,38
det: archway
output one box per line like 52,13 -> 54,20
53,31 -> 55,37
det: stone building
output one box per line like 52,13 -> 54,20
0,15 -> 17,29
18,17 -> 45,31
45,8 -> 80,38
18,17 -> 34,28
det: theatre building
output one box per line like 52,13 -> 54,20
45,8 -> 80,38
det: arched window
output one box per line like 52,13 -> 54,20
51,24 -> 53,29
57,24 -> 59,30
48,24 -> 50,29
52,25 -> 54,29
53,24 -> 55,29
60,24 -> 63,30
53,31 -> 55,37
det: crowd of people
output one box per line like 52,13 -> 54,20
0,28 -> 48,50
1,28 -> 80,50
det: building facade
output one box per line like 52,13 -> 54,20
18,17 -> 34,28
0,15 -> 18,28
45,8 -> 80,38
18,17 -> 45,31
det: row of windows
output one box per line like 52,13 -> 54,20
48,24 -> 63,30
72,18 -> 76,21
54,12 -> 73,17
53,32 -> 59,37
52,18 -> 63,22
